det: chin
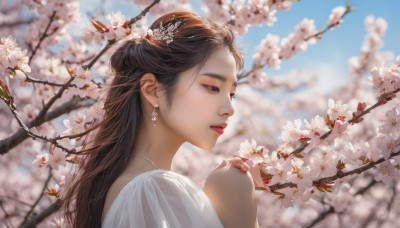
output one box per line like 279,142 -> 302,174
196,140 -> 217,151
186,133 -> 218,150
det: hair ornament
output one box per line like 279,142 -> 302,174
152,20 -> 182,44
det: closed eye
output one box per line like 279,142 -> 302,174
204,85 -> 237,100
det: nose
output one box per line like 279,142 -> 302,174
220,97 -> 235,117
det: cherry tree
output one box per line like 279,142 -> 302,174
0,0 -> 399,227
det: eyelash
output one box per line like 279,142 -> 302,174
204,85 -> 237,100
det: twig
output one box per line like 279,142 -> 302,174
376,184 -> 397,227
0,200 -> 12,228
82,0 -> 160,70
255,149 -> 400,192
19,168 -> 53,226
306,206 -> 334,228
0,0 -> 161,155
0,19 -> 33,28
0,96 -> 95,155
306,178 -> 379,228
7,67 -> 75,88
288,88 -> 400,156
28,11 -> 57,64
237,4 -> 353,81
19,199 -> 61,228
0,195 -> 31,207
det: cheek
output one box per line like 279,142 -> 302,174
173,87 -> 213,124
163,86 -> 217,141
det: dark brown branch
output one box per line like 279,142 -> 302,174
28,11 -> 57,64
0,96 -> 96,155
288,88 -> 400,156
19,199 -> 61,228
237,3 -> 353,81
0,19 -> 34,28
19,168 -> 52,226
306,179 -> 378,228
0,0 -> 161,155
306,206 -> 334,228
82,0 -> 160,70
376,184 -> 397,227
255,150 -> 400,192
7,67 -> 76,88
0,195 -> 31,207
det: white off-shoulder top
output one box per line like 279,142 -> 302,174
102,169 -> 224,228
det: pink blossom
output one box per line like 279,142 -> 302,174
267,157 -> 292,185
107,11 -> 127,27
1,35 -> 17,50
32,153 -> 49,168
288,166 -> 313,193
368,59 -> 400,97
375,160 -> 399,184
327,98 -> 348,121
327,6 -> 346,29
72,66 -> 94,88
280,18 -> 317,59
365,15 -> 387,36
325,191 -> 354,213
376,135 -> 400,160
281,119 -> 309,143
341,142 -> 367,166
304,115 -> 329,150
48,148 -> 66,171
309,153 -> 338,178
247,69 -> 267,87
378,107 -> 400,135
236,138 -> 265,162
272,187 -> 296,208
328,120 -> 349,141
253,34 -> 281,69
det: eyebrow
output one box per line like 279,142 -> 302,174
201,73 -> 237,88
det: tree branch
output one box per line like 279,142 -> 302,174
19,199 -> 61,228
255,149 -> 400,192
0,96 -> 96,155
19,168 -> 53,226
288,88 -> 400,157
237,4 -> 353,81
28,11 -> 57,64
82,0 -> 160,70
306,178 -> 378,228
0,19 -> 34,28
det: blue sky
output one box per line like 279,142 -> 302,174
76,0 -> 400,95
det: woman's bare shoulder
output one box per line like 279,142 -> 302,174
204,164 -> 258,228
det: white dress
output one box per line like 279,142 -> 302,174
102,169 -> 224,228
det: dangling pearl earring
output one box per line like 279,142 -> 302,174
152,104 -> 159,127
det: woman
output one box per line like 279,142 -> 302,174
63,11 -> 258,228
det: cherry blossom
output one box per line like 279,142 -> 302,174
2,1 -> 400,227
280,119 -> 308,143
287,165 -> 313,193
327,6 -> 346,29
32,153 -> 49,169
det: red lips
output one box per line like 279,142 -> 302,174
210,123 -> 227,135
210,123 -> 227,129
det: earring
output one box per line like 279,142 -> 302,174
152,104 -> 159,127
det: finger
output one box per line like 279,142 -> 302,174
230,159 -> 244,168
232,155 -> 248,162
216,159 -> 228,168
241,163 -> 250,173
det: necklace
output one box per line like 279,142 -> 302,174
139,154 -> 160,169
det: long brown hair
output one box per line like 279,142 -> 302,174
62,11 -> 243,228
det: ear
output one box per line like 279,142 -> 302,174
140,73 -> 162,106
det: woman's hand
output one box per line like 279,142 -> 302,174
215,156 -> 250,173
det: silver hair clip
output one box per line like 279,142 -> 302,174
151,20 -> 182,44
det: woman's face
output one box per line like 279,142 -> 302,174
159,46 -> 238,150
